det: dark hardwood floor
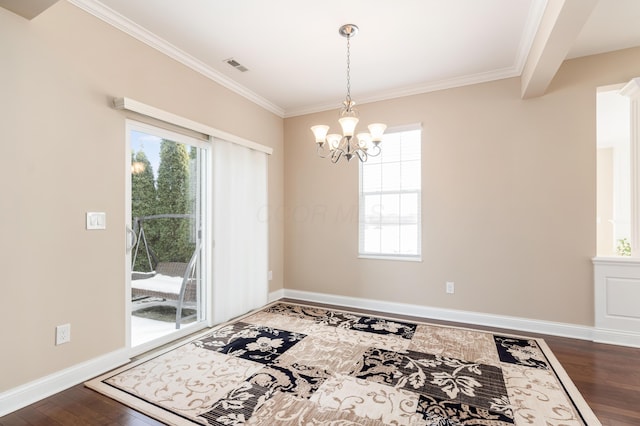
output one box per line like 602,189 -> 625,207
1,301 -> 639,425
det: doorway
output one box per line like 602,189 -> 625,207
126,120 -> 209,350
596,87 -> 630,256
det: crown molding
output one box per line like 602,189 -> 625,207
514,0 -> 548,73
68,0 -> 546,120
284,65 -> 521,118
67,0 -> 285,118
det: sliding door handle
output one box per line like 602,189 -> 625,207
125,225 -> 137,253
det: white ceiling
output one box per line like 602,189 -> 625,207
66,0 -> 640,117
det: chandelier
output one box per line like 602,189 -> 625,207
311,24 -> 386,163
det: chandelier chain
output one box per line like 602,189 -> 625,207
346,34 -> 351,105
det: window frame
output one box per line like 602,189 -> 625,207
358,124 -> 422,261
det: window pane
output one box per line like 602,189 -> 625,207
382,132 -> 402,163
401,160 -> 421,191
400,193 -> 418,223
380,224 -> 400,254
362,163 -> 381,192
364,194 -> 381,223
401,130 -> 421,161
381,162 -> 401,191
400,224 -> 419,254
380,193 -> 400,223
363,224 -> 380,252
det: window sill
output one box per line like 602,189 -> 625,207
592,256 -> 640,266
358,254 -> 422,262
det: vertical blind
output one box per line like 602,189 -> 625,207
211,138 -> 268,323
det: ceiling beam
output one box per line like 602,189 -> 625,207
0,0 -> 59,20
521,0 -> 598,99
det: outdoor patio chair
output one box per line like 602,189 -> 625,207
131,214 -> 201,329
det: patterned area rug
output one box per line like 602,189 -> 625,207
86,302 -> 600,425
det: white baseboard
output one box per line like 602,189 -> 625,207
593,327 -> 640,348
282,290 -> 640,348
280,289 -> 600,341
4,290 -> 637,418
0,348 -> 130,417
268,288 -> 285,303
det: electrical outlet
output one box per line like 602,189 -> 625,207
446,281 -> 455,294
56,323 -> 71,345
268,270 -> 273,281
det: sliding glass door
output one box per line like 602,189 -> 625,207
126,120 -> 209,349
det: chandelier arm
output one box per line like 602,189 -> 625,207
316,143 -> 331,158
330,149 -> 343,163
356,149 -> 368,162
367,144 -> 382,157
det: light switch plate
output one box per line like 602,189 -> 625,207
446,281 -> 455,294
86,212 -> 106,230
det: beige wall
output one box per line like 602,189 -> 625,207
284,47 -> 640,327
0,2 -> 283,392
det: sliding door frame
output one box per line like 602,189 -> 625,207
124,119 -> 212,356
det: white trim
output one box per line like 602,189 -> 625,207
281,289 -> 593,340
0,348 -> 129,417
592,256 -> 640,266
514,0 -> 549,74
620,78 -> 640,256
204,141 -> 215,328
268,288 -> 285,303
384,123 -> 423,134
129,323 -> 210,358
67,0 -> 284,117
280,289 -> 640,348
114,97 -> 273,155
124,121 -> 133,350
358,254 -> 422,262
593,327 -> 640,347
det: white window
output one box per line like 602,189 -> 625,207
359,125 -> 422,260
